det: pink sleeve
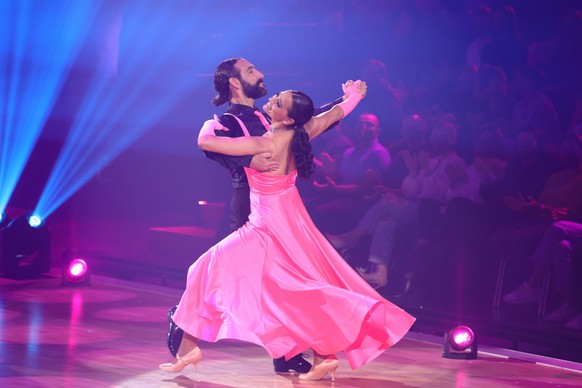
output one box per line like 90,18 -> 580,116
337,80 -> 364,118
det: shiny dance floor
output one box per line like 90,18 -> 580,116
1,271 -> 582,387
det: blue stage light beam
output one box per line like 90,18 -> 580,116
0,0 -> 97,216
33,1 -> 278,219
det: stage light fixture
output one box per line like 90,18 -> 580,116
27,214 -> 44,228
0,214 -> 51,279
0,212 -> 9,229
61,252 -> 91,286
443,325 -> 478,360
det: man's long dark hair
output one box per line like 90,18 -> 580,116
287,91 -> 315,179
211,58 -> 240,107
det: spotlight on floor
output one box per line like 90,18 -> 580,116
0,213 -> 51,278
61,251 -> 91,286
443,325 -> 478,359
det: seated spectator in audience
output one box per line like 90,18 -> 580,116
386,113 -> 429,189
308,113 -> 392,234
445,129 -> 507,204
326,113 -> 428,288
480,128 -> 558,219
400,115 -> 465,201
492,136 -> 582,298
312,121 -> 354,162
466,4 -> 492,70
511,65 -> 561,147
466,64 -> 515,143
503,220 -> 582,330
531,9 -> 582,98
310,122 -> 354,184
434,129 -> 508,304
440,64 -> 478,131
357,58 -> 403,147
327,114 -> 465,290
481,5 -> 528,81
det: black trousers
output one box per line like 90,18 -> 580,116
214,186 -> 251,242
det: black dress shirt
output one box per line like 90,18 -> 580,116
203,104 -> 268,189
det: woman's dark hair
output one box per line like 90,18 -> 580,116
287,90 -> 315,179
211,58 -> 241,107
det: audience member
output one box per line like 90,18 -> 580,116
356,58 -> 403,147
471,64 -> 515,138
511,65 -> 561,147
327,114 -> 465,291
326,113 -> 428,289
503,220 -> 582,330
480,128 -> 556,214
466,4 -> 492,69
492,136 -> 582,297
481,5 -> 528,80
309,113 -> 392,234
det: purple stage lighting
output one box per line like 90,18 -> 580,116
450,326 -> 475,350
443,325 -> 478,359
68,259 -> 88,278
61,252 -> 91,286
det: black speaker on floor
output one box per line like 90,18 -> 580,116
0,214 -> 51,279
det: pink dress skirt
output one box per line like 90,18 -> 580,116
172,167 -> 415,370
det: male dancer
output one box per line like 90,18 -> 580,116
207,58 -> 346,231
205,58 -> 281,235
169,58 -> 345,374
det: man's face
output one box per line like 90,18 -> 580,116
356,114 -> 380,145
234,59 -> 267,99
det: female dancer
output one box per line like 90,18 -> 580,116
159,81 -> 415,381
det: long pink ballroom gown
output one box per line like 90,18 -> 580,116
172,167 -> 415,370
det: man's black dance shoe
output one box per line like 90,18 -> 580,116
273,354 -> 312,373
166,306 -> 184,357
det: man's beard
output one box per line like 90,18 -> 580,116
241,78 -> 267,99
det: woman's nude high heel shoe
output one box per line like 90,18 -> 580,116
298,359 -> 339,381
159,346 -> 202,373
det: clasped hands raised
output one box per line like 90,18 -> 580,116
342,79 -> 367,100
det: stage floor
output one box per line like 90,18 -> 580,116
1,271 -> 582,387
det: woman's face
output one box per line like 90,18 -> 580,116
263,91 -> 293,125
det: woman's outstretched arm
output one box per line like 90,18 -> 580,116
198,117 -> 277,157
305,80 -> 366,141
